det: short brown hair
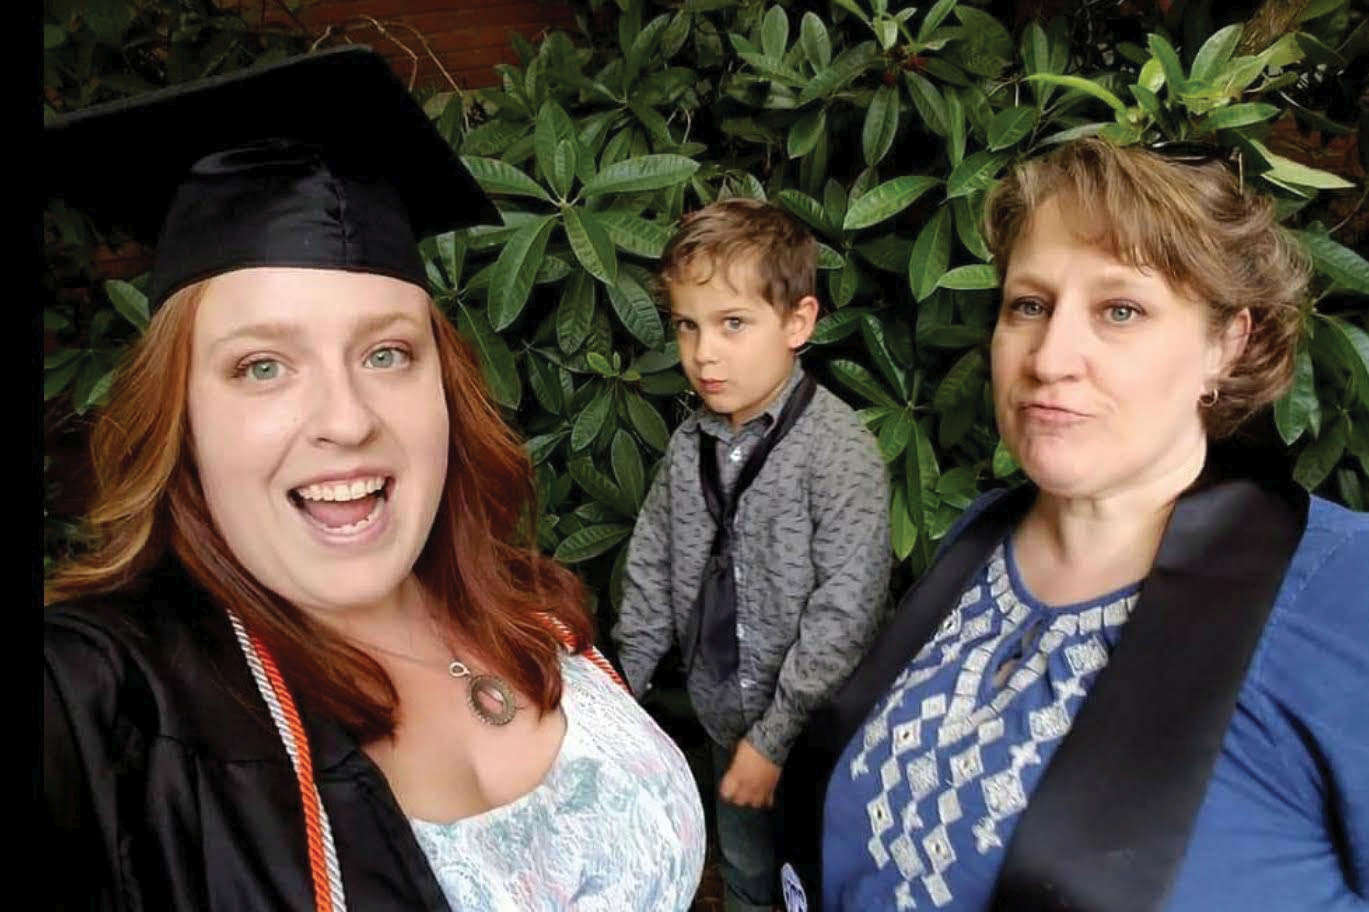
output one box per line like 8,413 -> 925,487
658,197 -> 817,313
984,138 -> 1311,439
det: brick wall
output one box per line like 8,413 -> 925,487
225,0 -> 579,90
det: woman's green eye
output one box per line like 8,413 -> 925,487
365,347 -> 408,369
248,360 -> 280,381
1107,304 -> 1138,323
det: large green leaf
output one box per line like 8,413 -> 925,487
800,11 -> 832,68
625,391 -> 670,451
1294,417 -> 1348,491
597,211 -> 673,258
1147,33 -> 1189,96
571,384 -> 614,451
461,119 -> 527,157
776,188 -> 836,236
1274,345 -> 1318,445
810,307 -> 870,345
1200,102 -> 1279,132
556,271 -> 595,354
986,106 -> 1037,150
104,280 -> 148,332
568,457 -> 633,517
612,430 -> 647,506
582,154 -> 700,197
950,6 -> 1012,77
1295,228 -> 1369,294
890,484 -> 919,560
1024,74 -> 1127,114
534,101 -> 577,189
861,315 -> 908,399
1190,24 -> 1244,83
946,150 -> 1008,199
606,270 -> 665,349
936,264 -> 998,290
903,72 -> 948,137
843,176 -> 940,231
461,155 -> 552,202
918,0 -> 959,42
1314,314 -> 1369,404
555,523 -> 633,563
761,4 -> 789,59
456,303 -> 521,410
528,351 -> 566,414
798,41 -> 879,106
952,196 -> 991,261
908,208 -> 953,300
862,84 -> 900,167
933,348 -> 985,412
788,107 -> 828,159
563,207 -> 619,285
488,215 -> 556,330
829,359 -> 898,407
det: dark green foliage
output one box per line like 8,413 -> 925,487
43,0 -> 1369,620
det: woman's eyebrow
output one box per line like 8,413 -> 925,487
207,321 -> 302,354
207,312 -> 422,354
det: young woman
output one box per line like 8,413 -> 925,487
43,47 -> 705,911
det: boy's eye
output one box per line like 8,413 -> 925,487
1008,297 -> 1047,318
673,319 -> 696,333
723,317 -> 745,331
364,346 -> 410,369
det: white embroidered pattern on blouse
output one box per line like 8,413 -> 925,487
410,653 -> 706,911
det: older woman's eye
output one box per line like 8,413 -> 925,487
724,317 -> 745,332
673,319 -> 696,334
364,346 -> 410,369
1104,303 -> 1141,324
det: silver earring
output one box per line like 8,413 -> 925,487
1199,388 -> 1220,407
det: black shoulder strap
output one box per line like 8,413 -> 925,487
699,372 -> 819,537
687,373 -> 819,681
992,476 -> 1309,911
775,483 -> 1035,897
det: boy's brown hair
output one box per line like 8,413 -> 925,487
658,197 -> 817,313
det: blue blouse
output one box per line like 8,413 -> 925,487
823,493 -> 1369,911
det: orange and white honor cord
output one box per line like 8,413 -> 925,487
226,610 -> 626,912
227,610 -> 347,912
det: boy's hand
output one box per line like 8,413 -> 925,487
718,738 -> 782,808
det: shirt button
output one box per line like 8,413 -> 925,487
736,623 -> 745,640
729,447 -> 743,463
733,565 -> 741,583
739,677 -> 753,689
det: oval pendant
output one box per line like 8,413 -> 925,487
466,674 -> 517,726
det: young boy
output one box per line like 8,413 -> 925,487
613,198 -> 892,912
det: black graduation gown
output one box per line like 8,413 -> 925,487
42,564 -> 453,911
776,468 -> 1310,911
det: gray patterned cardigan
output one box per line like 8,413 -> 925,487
612,364 -> 893,765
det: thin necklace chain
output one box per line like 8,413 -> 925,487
343,629 -> 519,725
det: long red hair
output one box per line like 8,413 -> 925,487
45,281 -> 590,740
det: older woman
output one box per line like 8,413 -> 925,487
42,48 -> 705,911
808,139 -> 1368,911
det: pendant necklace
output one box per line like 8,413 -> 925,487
350,637 -> 519,726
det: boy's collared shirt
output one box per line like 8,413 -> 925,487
613,360 -> 893,765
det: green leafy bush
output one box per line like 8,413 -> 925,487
44,0 -> 1369,631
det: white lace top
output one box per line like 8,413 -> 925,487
410,653 -> 706,911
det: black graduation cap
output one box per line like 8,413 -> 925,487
43,45 -> 500,310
